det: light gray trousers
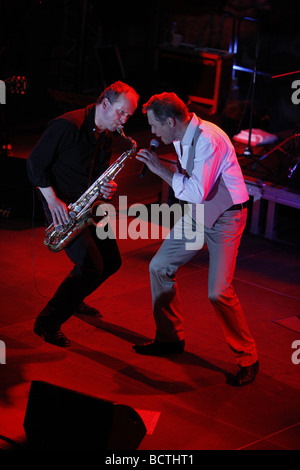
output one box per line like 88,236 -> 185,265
149,207 -> 258,367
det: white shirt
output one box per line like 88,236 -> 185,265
172,114 -> 249,205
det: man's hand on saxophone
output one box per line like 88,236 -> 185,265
39,180 -> 117,228
38,186 -> 69,227
100,180 -> 118,200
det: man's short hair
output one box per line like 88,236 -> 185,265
142,92 -> 189,124
97,81 -> 139,105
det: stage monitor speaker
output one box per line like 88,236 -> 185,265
23,381 -> 147,450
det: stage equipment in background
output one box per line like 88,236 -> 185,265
234,129 -> 278,147
259,129 -> 300,182
0,76 -> 28,158
236,19 -> 272,173
158,46 -> 233,115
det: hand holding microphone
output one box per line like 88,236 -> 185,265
138,139 -> 160,178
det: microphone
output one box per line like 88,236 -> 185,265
140,139 -> 160,178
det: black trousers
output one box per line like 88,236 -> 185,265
35,223 -> 122,332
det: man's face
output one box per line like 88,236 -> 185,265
99,93 -> 138,132
147,110 -> 174,145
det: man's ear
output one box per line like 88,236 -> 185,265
166,117 -> 176,128
102,97 -> 110,109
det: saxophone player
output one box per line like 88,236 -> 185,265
27,81 -> 139,347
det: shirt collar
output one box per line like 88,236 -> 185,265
181,113 -> 200,147
173,113 -> 201,160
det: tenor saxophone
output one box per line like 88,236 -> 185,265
43,126 -> 137,252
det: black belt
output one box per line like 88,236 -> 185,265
226,202 -> 248,211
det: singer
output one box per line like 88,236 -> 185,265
134,92 -> 259,387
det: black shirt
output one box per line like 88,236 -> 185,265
27,104 -> 112,205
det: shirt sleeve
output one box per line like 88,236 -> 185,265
26,118 -> 76,188
172,133 -> 226,204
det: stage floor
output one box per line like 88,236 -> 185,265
0,124 -> 300,451
0,213 -> 300,450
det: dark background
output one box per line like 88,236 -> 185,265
0,0 -> 299,135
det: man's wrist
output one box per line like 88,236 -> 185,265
157,166 -> 174,187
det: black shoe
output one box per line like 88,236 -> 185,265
133,339 -> 185,356
34,324 -> 71,347
75,302 -> 100,316
230,360 -> 259,387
